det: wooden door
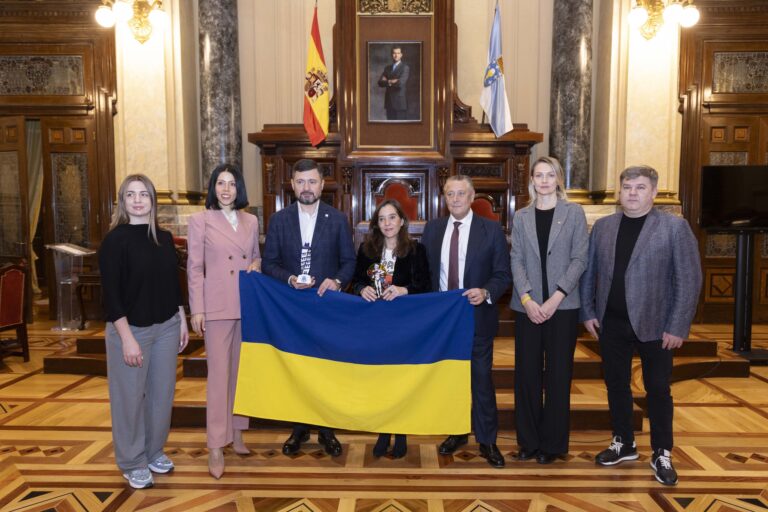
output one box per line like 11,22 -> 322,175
0,116 -> 32,266
40,116 -> 99,318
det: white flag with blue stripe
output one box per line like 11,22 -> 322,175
480,1 -> 513,137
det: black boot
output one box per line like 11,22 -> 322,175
373,433 -> 391,458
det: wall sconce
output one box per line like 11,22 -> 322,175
628,0 -> 699,40
95,0 -> 166,44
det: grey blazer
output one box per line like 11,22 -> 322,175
579,208 -> 702,341
509,199 -> 588,312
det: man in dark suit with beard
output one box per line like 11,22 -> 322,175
262,158 -> 356,458
378,45 -> 410,120
421,175 -> 512,468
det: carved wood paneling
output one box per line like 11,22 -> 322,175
249,1 -> 543,236
679,0 -> 768,321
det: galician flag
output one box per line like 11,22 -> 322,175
479,0 -> 513,137
303,6 -> 329,146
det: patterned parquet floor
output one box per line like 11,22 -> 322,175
1,313 -> 768,511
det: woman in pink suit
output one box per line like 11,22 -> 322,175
187,164 -> 261,479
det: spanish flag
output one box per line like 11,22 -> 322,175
234,272 -> 473,435
303,6 -> 329,146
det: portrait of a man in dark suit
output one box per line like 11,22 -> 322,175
378,46 -> 409,120
368,42 -> 421,122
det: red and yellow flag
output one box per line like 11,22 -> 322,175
303,7 -> 329,146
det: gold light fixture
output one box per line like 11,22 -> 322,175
629,0 -> 699,40
95,0 -> 166,44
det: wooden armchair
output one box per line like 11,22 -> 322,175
0,263 -> 29,362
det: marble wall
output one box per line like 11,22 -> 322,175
591,0 -> 682,202
113,0 -> 200,200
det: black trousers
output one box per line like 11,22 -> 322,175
292,423 -> 333,437
600,316 -> 674,451
514,309 -> 579,455
471,332 -> 499,444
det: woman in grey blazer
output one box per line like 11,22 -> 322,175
509,156 -> 588,464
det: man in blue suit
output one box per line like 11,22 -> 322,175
262,158 -> 356,457
377,45 -> 410,120
421,175 -> 512,468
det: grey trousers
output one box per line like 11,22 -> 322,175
105,313 -> 180,471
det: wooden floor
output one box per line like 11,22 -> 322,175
1,314 -> 768,511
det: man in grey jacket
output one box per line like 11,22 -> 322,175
580,165 -> 702,486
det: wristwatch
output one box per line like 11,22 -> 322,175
334,278 -> 342,289
483,288 -> 491,301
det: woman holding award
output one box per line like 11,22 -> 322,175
509,156 -> 588,464
351,199 -> 430,458
187,164 -> 261,479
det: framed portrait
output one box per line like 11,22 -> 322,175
367,42 -> 422,123
355,14 -> 434,149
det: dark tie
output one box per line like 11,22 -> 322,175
448,221 -> 461,290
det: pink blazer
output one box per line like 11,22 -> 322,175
187,209 -> 261,320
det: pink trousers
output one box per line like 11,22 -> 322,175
204,319 -> 249,448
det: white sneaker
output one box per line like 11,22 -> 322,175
122,467 -> 154,489
148,454 -> 175,474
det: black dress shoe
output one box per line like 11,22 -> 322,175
536,452 -> 559,465
438,434 -> 468,455
282,430 -> 310,455
517,448 -> 539,461
479,443 -> 505,468
318,431 -> 343,457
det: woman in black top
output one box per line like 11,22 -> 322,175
99,174 -> 189,489
350,199 -> 430,458
509,157 -> 588,464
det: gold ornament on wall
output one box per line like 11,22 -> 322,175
628,0 -> 699,40
95,0 -> 167,44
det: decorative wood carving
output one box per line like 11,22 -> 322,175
0,0 -> 117,319
249,0 -> 542,237
679,0 -> 768,321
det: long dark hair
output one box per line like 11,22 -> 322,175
362,199 -> 414,259
205,164 -> 249,210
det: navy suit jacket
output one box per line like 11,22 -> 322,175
421,214 -> 512,338
262,201 -> 356,288
378,61 -> 409,111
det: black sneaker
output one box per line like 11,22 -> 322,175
650,448 -> 678,486
595,436 -> 639,466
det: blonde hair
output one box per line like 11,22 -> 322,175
528,156 -> 568,206
109,174 -> 160,244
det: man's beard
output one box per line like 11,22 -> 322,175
297,192 -> 319,205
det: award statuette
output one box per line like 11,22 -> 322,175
366,262 -> 390,298
298,242 -> 312,284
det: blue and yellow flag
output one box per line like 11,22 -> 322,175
480,0 -> 513,137
234,272 -> 473,434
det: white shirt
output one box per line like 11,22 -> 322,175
298,202 -> 319,247
439,210 -> 473,291
221,208 -> 238,231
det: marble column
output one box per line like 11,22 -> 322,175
549,0 -> 592,197
198,0 -> 242,185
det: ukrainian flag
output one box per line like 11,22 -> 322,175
234,272 -> 473,434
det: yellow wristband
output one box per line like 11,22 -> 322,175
521,294 -> 531,305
